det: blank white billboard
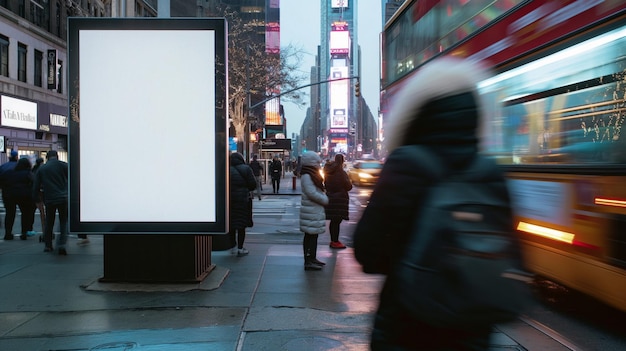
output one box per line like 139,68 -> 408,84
68,18 -> 228,234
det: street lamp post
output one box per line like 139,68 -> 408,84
245,45 -> 252,162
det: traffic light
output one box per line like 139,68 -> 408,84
355,79 -> 360,97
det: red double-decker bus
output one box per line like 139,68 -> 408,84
381,0 -> 626,312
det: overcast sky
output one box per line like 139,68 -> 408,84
280,0 -> 383,137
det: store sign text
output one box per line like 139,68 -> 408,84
1,95 -> 37,130
50,113 -> 67,127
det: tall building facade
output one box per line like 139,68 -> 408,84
0,0 -> 106,163
319,0 -> 359,158
314,0 -> 377,159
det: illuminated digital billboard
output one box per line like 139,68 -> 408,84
265,95 -> 282,125
330,21 -> 350,56
266,22 -> 280,54
331,0 -> 349,8
329,66 -> 349,129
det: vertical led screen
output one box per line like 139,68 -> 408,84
265,22 -> 280,54
265,94 -> 282,126
67,18 -> 228,234
331,0 -> 349,8
329,66 -> 349,129
330,21 -> 350,56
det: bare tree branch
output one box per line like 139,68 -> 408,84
213,6 -> 308,151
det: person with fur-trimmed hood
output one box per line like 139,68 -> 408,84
353,57 -> 508,350
298,151 -> 329,271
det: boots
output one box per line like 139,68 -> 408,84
309,236 -> 325,266
303,234 -> 322,271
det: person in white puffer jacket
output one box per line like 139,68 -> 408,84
298,151 -> 329,271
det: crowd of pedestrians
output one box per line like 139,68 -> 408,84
0,149 -> 72,255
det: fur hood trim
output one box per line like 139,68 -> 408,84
385,57 -> 491,153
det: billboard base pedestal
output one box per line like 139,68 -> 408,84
101,234 -> 214,283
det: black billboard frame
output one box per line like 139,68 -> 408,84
67,18 -> 229,235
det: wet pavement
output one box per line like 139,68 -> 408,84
0,173 -> 574,350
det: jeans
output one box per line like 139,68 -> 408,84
272,178 -> 280,192
44,201 -> 68,249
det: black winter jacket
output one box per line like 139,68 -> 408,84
323,161 -> 352,220
352,54 -> 523,350
32,158 -> 68,205
229,153 -> 257,229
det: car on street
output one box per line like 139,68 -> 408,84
348,159 -> 383,186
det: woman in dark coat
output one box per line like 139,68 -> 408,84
229,152 -> 257,257
323,154 -> 352,249
353,57 -> 506,350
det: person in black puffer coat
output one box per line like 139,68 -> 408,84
229,152 -> 257,257
3,158 -> 35,240
353,57 -> 519,350
323,154 -> 352,249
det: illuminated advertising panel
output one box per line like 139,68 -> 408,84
67,18 -> 228,234
329,66 -> 349,129
265,96 -> 282,125
331,0 -> 349,8
330,21 -> 350,55
266,22 -> 280,54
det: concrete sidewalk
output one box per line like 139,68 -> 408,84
0,178 -> 571,350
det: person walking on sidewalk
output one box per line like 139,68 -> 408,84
1,158 -> 36,240
249,154 -> 263,200
0,150 -> 18,240
269,156 -> 282,193
32,150 -> 69,255
324,154 -> 352,249
299,151 -> 329,271
229,152 -> 257,257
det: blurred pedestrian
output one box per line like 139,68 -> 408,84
1,158 -> 36,240
353,57 -> 507,350
269,156 -> 282,193
31,157 -> 45,236
249,154 -> 263,200
299,151 -> 328,271
33,150 -> 69,255
229,152 -> 257,257
0,150 -> 19,240
323,154 -> 352,249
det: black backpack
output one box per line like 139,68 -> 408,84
393,147 -> 532,327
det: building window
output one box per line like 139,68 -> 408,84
56,1 -> 61,36
18,43 -> 27,82
18,0 -> 25,17
0,35 -> 8,77
34,49 -> 43,87
57,59 -> 63,93
30,0 -> 45,27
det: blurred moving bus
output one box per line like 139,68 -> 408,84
382,0 -> 626,312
